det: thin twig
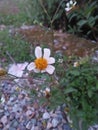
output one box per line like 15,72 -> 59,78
51,0 -> 65,24
38,0 -> 51,22
0,73 -> 47,83
6,51 -> 16,64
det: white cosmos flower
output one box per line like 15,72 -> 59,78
65,0 -> 77,12
8,62 -> 28,77
27,46 -> 55,74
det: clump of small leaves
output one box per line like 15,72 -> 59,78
59,57 -> 98,130
67,1 -> 98,41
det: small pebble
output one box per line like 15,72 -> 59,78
62,123 -> 72,130
52,118 -> 59,128
26,121 -> 32,129
0,122 -> 3,129
43,112 -> 50,120
26,110 -> 32,117
1,115 -> 8,125
47,122 -> 52,129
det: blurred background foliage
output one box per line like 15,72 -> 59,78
26,0 -> 98,41
0,0 -> 98,41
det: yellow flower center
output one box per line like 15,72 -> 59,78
34,58 -> 48,70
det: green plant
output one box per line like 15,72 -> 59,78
67,1 -> 98,41
59,59 -> 98,130
0,29 -> 31,65
26,0 -> 67,30
0,13 -> 31,27
31,52 -> 98,130
36,53 -> 98,130
0,0 -> 32,26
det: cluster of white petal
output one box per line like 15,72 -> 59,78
8,46 -> 55,78
8,62 -> 28,77
27,46 -> 55,74
65,0 -> 77,12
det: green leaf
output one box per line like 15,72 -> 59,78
88,16 -> 95,27
87,90 -> 93,98
68,13 -> 78,22
64,88 -> 77,94
94,15 -> 98,20
77,20 -> 87,27
70,70 -> 80,76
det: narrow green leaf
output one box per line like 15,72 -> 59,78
77,20 -> 87,27
64,88 -> 77,94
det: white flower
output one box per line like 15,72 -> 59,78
73,61 -> 79,67
65,0 -> 77,12
8,62 -> 28,77
27,46 -> 55,74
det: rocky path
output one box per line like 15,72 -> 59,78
0,77 -> 72,130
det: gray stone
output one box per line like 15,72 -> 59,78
5,111 -> 10,116
18,124 -> 27,130
0,109 -> 4,113
0,110 -> 4,117
52,118 -> 59,128
26,109 -> 32,117
43,112 -> 50,120
0,122 -> 3,129
8,127 -> 16,130
30,125 -> 40,130
10,119 -> 19,128
47,122 -> 52,129
56,114 -> 63,123
1,115 -> 8,125
26,121 -> 32,129
31,125 -> 35,130
12,104 -> 22,112
2,123 -> 10,130
9,112 -> 15,121
62,123 -> 72,130
31,119 -> 37,125
92,50 -> 98,63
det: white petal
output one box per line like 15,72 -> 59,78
45,88 -> 50,92
66,2 -> 70,7
35,46 -> 42,58
16,71 -> 23,77
27,62 -> 35,71
43,48 -> 51,59
70,0 -> 73,5
33,68 -> 40,73
8,64 -> 18,75
41,70 -> 46,73
65,7 -> 71,11
17,62 -> 28,70
8,64 -> 24,77
21,62 -> 28,70
73,1 -> 77,6
47,57 -> 55,64
45,65 -> 55,74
